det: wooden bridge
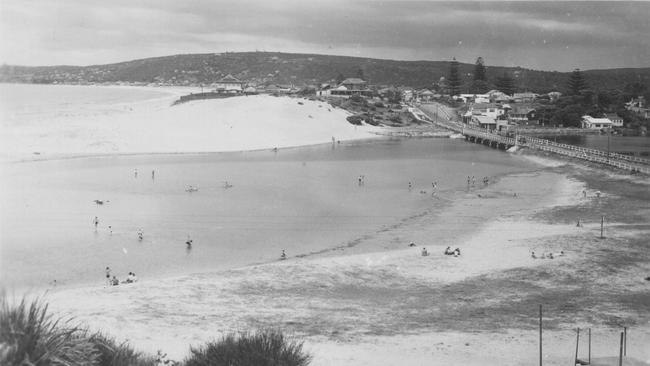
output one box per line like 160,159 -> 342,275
415,103 -> 650,175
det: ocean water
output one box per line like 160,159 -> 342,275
0,138 -> 536,290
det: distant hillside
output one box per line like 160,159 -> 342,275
1,52 -> 649,93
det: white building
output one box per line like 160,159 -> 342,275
213,74 -> 243,93
581,115 -> 613,129
603,113 -> 624,127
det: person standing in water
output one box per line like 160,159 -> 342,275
408,182 -> 412,191
134,169 -> 138,178
151,170 -> 155,180
93,216 -> 99,229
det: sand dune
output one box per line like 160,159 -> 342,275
1,86 -> 382,160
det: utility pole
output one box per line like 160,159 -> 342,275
539,304 -> 543,366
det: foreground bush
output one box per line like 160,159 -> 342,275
87,332 -> 156,366
185,329 -> 312,366
0,295 -> 155,366
0,296 -> 97,365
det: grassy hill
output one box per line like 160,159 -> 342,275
1,52 -> 649,93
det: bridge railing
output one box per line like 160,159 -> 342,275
415,105 -> 649,173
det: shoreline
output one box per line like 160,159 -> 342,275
39,165 -> 617,360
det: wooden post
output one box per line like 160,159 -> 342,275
619,332 -> 624,366
599,215 -> 604,236
575,328 -> 580,364
539,305 -> 543,366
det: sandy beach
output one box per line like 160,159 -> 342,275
42,158 -> 650,365
2,84 -> 649,365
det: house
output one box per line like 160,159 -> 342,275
487,90 -> 509,102
547,91 -> 562,103
603,113 -> 623,127
213,74 -> 243,93
507,105 -> 538,125
581,115 -> 613,129
455,93 -> 490,103
471,115 -> 497,130
329,78 -> 372,98
417,89 -> 435,102
513,92 -> 538,103
470,103 -> 504,119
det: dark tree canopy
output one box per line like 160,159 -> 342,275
335,72 -> 345,84
356,67 -> 365,80
496,73 -> 516,95
567,68 -> 587,95
447,58 -> 462,96
473,57 -> 486,81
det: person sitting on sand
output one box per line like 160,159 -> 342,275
408,242 -> 416,247
454,248 -> 461,256
111,276 -> 119,286
280,250 -> 287,260
186,235 -> 193,246
105,267 -> 111,285
421,248 -> 429,256
138,229 -> 144,241
548,252 -> 554,259
531,251 -> 537,259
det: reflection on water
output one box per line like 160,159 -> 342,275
1,138 -> 536,290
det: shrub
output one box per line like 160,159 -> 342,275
346,115 -> 363,125
87,332 -> 157,366
185,329 -> 312,366
0,295 -> 157,366
0,295 -> 97,365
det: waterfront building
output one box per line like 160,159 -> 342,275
213,74 -> 244,94
581,115 -> 613,129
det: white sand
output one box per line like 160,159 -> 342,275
0,87 -> 382,160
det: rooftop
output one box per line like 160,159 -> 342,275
341,78 -> 366,85
217,74 -> 242,83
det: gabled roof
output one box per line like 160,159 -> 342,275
217,74 -> 242,83
603,113 -> 621,120
473,115 -> 497,125
341,78 -> 366,85
511,106 -> 536,114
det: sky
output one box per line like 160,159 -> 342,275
1,1 -> 649,72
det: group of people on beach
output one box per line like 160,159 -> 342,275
415,244 -> 461,257
444,246 -> 461,257
105,267 -> 138,286
531,251 -> 564,259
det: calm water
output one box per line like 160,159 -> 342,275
0,138 -> 536,290
546,135 -> 650,157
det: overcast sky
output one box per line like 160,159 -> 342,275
1,1 -> 648,71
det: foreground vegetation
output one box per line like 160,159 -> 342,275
0,295 -> 311,366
